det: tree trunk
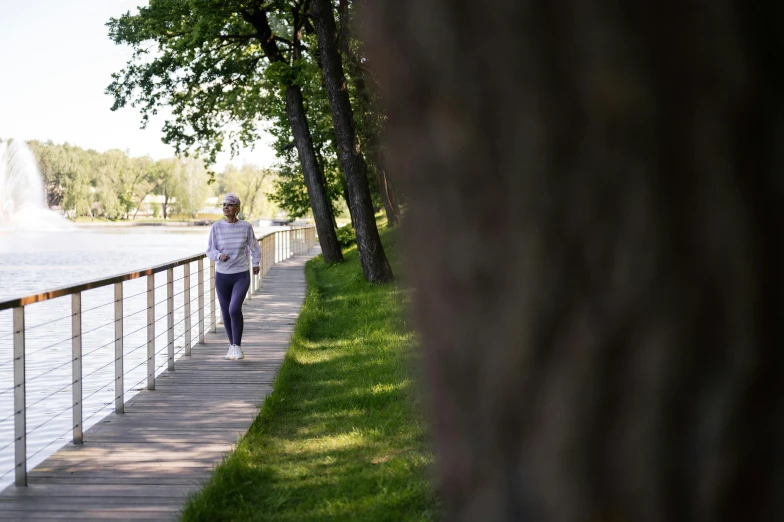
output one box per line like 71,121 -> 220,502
314,147 -> 341,229
311,0 -> 394,283
285,85 -> 344,263
370,146 -> 401,227
337,0 -> 402,227
340,176 -> 355,227
364,0 -> 782,520
242,6 -> 343,263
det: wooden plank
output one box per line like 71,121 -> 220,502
0,510 -> 177,520
0,484 -> 195,497
85,431 -> 239,438
0,496 -> 185,508
39,452 -> 231,465
32,462 -> 218,473
28,476 -> 208,486
27,469 -> 215,480
0,247 -> 319,520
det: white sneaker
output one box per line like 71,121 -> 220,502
235,346 -> 244,360
225,345 -> 235,360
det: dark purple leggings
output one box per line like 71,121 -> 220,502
215,271 -> 250,346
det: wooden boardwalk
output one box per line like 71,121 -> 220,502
0,248 -> 318,521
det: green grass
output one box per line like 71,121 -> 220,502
180,225 -> 439,521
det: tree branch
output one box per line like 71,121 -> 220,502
274,35 -> 293,47
216,34 -> 256,42
239,7 -> 288,65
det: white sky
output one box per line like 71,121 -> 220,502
0,0 -> 276,170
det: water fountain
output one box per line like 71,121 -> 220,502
0,139 -> 72,230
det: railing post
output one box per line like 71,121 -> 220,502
13,306 -> 26,486
147,274 -> 155,390
210,260 -> 217,332
72,292 -> 83,444
167,268 -> 174,372
114,282 -> 124,414
184,263 -> 192,355
198,259 -> 205,344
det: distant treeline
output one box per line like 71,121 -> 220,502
27,140 -> 279,220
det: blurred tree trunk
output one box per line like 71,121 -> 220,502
312,0 -> 394,283
364,1 -> 783,520
337,0 -> 402,227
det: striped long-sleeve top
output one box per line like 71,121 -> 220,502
206,220 -> 261,274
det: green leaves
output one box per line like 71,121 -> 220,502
105,0 -> 385,224
26,140 -> 217,221
107,0 -> 269,167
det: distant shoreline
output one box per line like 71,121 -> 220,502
72,218 -> 310,229
74,220 -> 213,228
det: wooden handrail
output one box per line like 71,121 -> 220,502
4,223 -> 317,487
0,252 -> 206,311
0,227 -> 310,312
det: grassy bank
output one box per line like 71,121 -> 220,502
181,226 -> 439,521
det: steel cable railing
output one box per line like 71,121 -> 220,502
0,225 -> 315,487
79,320 -> 116,339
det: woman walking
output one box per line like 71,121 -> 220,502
206,193 -> 261,360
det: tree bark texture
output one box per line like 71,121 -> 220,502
337,0 -> 402,227
371,148 -> 401,226
285,85 -> 344,263
364,1 -> 783,520
243,6 -> 343,264
312,0 -> 394,282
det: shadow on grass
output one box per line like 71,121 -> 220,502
181,227 -> 439,522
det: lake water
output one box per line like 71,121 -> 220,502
0,225 -> 280,489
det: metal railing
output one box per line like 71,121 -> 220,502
0,225 -> 317,487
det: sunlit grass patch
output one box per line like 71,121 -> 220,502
181,224 -> 439,521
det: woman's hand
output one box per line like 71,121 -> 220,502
253,267 -> 260,275
219,254 -> 230,262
